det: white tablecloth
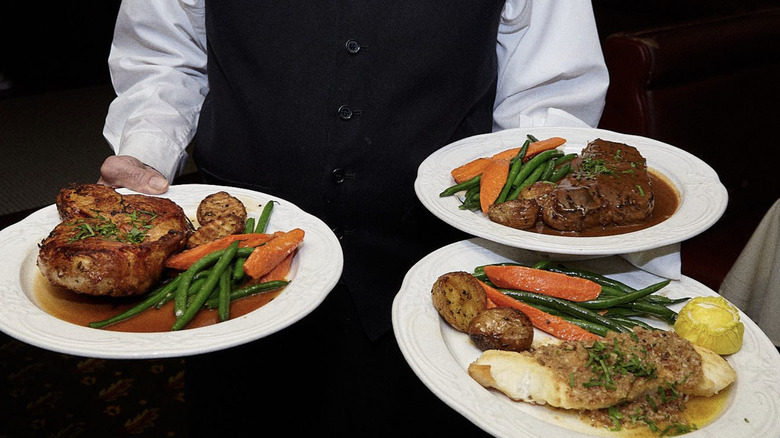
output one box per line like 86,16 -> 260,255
720,198 -> 780,347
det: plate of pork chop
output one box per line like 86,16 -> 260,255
0,184 -> 343,359
415,127 -> 727,257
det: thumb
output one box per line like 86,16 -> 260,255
98,155 -> 170,195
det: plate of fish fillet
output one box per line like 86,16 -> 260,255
392,238 -> 780,437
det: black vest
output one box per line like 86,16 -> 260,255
194,0 -> 506,339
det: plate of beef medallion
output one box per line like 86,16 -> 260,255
0,184 -> 343,359
415,127 -> 728,256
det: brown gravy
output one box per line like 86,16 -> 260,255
34,273 -> 283,332
535,169 -> 680,237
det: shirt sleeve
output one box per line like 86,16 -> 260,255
102,0 -> 208,181
493,0 -> 609,131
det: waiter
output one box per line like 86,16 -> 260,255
99,0 -> 608,435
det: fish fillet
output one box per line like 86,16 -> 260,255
468,329 -> 735,410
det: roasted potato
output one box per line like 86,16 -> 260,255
487,199 -> 539,230
467,307 -> 534,352
431,271 -> 487,332
187,192 -> 248,248
196,191 -> 247,225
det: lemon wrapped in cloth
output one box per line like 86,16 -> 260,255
674,296 -> 744,355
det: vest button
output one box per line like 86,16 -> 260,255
345,39 -> 361,54
337,105 -> 353,120
332,168 -> 346,183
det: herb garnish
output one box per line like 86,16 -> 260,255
68,210 -> 156,244
575,156 -> 615,179
582,338 -> 657,390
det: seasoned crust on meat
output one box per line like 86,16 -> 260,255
187,191 -> 247,248
37,184 -> 191,297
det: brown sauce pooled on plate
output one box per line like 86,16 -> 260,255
535,170 -> 679,237
34,274 -> 283,332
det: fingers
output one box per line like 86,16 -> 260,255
98,155 -> 170,195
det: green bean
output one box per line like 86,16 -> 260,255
532,260 -> 552,270
549,163 -> 572,182
554,153 -> 577,167
205,280 -> 289,309
232,255 -> 248,282
440,175 -> 481,197
234,216 -> 258,280
578,280 -> 671,310
254,201 -> 275,233
172,241 -> 241,331
564,317 -> 611,337
527,134 -> 540,143
89,278 -> 180,329
243,217 -> 256,234
507,150 -> 562,200
155,272 -> 211,308
174,248 -> 230,317
610,316 -> 656,331
602,307 -> 645,318
496,140 -> 530,204
500,288 -> 626,333
217,269 -> 232,322
539,158 -> 557,181
508,165 -> 545,200
459,192 -> 481,211
616,301 -> 678,324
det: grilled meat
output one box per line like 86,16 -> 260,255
489,139 -> 654,232
37,184 -> 191,297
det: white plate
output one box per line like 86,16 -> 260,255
415,127 -> 728,256
393,238 -> 780,438
0,184 -> 343,359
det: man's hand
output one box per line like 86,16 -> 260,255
98,155 -> 170,195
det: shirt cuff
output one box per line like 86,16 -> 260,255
115,131 -> 189,182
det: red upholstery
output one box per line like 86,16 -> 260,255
598,8 -> 780,290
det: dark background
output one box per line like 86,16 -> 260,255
2,0 -> 778,99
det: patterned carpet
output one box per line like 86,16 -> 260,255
0,332 -> 187,438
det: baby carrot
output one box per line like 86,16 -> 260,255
243,228 -> 305,279
483,264 -> 602,302
478,280 -> 600,341
479,158 -> 510,214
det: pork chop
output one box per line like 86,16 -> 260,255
37,184 -> 192,297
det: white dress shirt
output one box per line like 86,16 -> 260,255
103,0 -> 608,181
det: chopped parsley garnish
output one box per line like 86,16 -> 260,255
575,156 -> 615,179
68,210 -> 156,244
582,338 -> 657,390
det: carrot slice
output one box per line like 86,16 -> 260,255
479,158 -> 510,214
525,136 -> 566,160
483,265 -> 601,302
451,157 -> 491,184
243,228 -> 305,278
490,147 -> 523,161
259,250 -> 296,282
165,233 -> 274,270
478,280 -> 599,341
488,136 -> 567,163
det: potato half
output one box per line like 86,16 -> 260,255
431,271 -> 487,332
